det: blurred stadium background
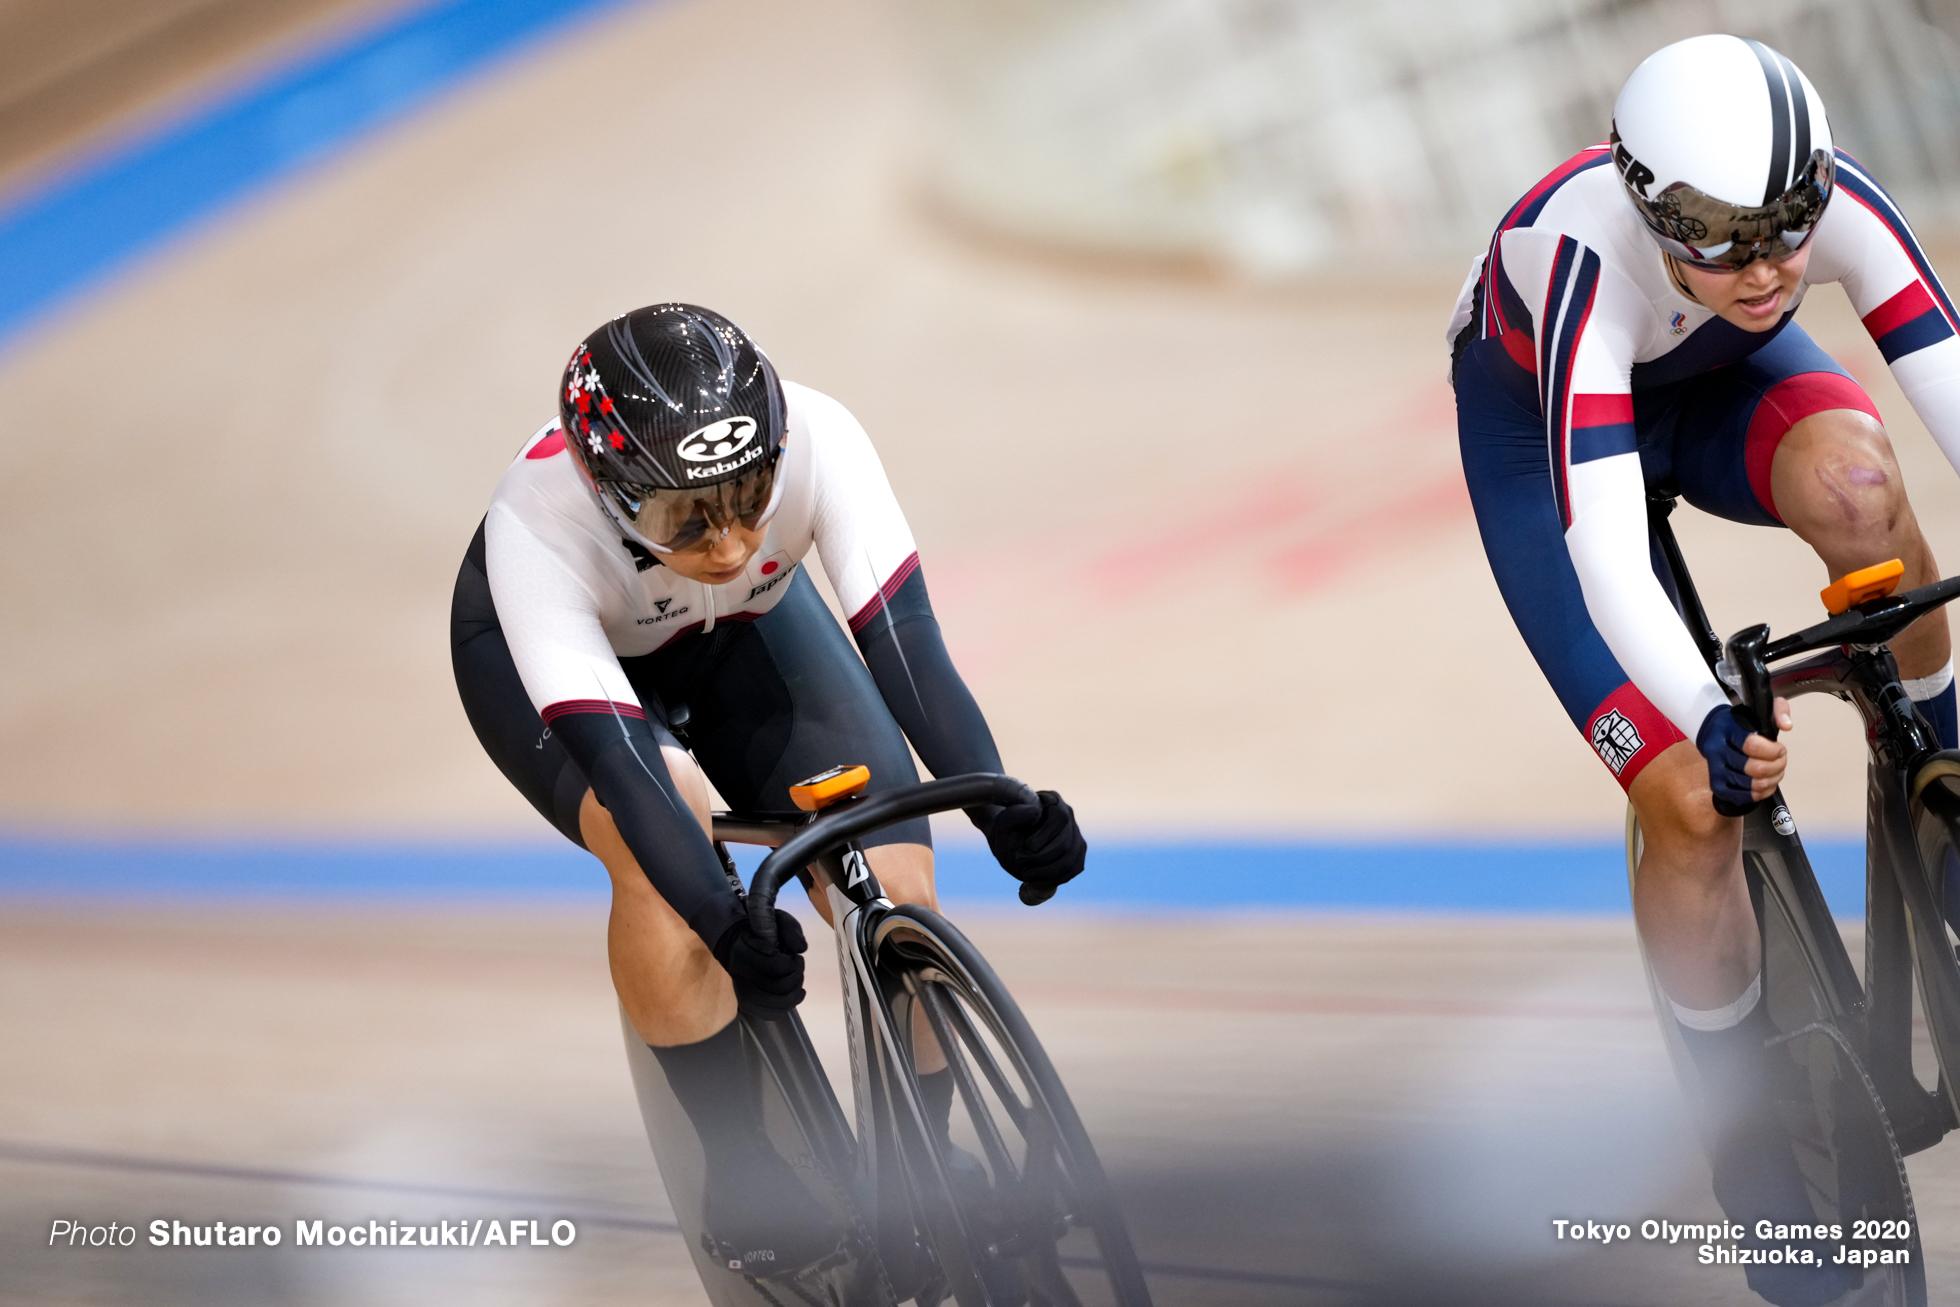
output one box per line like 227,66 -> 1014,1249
7,1 -> 1960,1303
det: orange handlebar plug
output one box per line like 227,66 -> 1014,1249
1820,559 -> 1905,615
789,764 -> 871,812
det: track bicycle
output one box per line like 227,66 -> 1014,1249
1626,493 -> 1960,1305
621,767 -> 1154,1307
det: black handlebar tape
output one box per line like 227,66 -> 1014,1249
1726,623 -> 1778,745
745,773 -> 1039,945
1714,623 -> 1777,818
1018,882 -> 1057,907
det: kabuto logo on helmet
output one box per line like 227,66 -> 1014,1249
677,417 -> 758,463
558,304 -> 788,532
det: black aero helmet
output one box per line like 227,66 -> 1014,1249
560,303 -> 788,552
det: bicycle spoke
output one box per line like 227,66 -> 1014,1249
937,982 -> 1032,1134
945,980 -> 1093,1212
1023,1100 -> 1091,1235
943,972 -> 1097,1230
872,905 -> 1156,1306
1013,1132 -> 1087,1307
913,975 -> 1022,1184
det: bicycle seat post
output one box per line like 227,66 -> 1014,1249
1647,491 -> 1723,672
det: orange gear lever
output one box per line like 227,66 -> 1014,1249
789,764 -> 871,812
1820,559 -> 1905,615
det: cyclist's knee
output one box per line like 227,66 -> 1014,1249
1773,410 -> 1912,553
1630,741 -> 1738,857
868,843 -> 937,910
577,752 -> 713,866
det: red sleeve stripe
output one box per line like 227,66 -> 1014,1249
1859,281 -> 1955,364
1569,391 -> 1636,465
1836,156 -> 1960,333
540,698 -> 646,724
1585,682 -> 1687,792
847,551 -> 923,633
1863,280 -> 1938,337
1569,393 -> 1633,426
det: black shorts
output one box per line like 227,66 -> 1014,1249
450,523 -> 929,851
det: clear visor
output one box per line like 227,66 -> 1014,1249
1630,149 -> 1833,271
603,450 -> 783,552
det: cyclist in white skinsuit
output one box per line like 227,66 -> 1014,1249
488,380 -> 923,687
1452,35 -> 1960,1305
451,303 -> 1087,1275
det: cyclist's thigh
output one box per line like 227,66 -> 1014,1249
625,570 -> 930,850
1455,339 -> 1685,790
1666,323 -> 1880,527
451,521 -> 684,847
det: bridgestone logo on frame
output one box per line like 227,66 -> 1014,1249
1591,709 -> 1644,775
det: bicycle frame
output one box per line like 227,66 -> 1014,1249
697,772 -> 1043,1300
1647,495 -> 1960,1153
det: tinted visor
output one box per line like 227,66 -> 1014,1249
1628,147 -> 1834,271
603,450 -> 782,550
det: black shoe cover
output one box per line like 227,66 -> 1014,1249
701,1140 -> 840,1277
942,1144 -> 1028,1307
1681,1007 -> 1865,1307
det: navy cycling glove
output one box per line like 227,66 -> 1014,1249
1698,704 -> 1758,814
712,908 -> 808,1015
986,791 -> 1087,905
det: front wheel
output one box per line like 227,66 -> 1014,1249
1906,752 -> 1960,1123
1627,807 -> 1926,1307
870,905 -> 1153,1307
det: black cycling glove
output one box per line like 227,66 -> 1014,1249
712,908 -> 808,1014
985,790 -> 1087,905
1697,704 -> 1758,815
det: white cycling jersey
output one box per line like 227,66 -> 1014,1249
1449,146 -> 1960,742
485,380 -> 921,718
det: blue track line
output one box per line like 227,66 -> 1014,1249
0,834 -> 1871,914
0,0 -> 642,348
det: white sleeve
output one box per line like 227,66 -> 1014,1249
1511,231 -> 1727,739
484,503 -> 640,714
799,390 -> 922,631
1812,156 -> 1960,474
1445,251 -> 1487,346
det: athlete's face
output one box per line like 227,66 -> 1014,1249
658,521 -> 765,586
1669,244 -> 1812,333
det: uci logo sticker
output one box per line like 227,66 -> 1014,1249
677,417 -> 757,463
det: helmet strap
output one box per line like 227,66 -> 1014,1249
1662,251 -> 1704,304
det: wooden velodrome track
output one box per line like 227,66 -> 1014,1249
4,0 -> 1960,1302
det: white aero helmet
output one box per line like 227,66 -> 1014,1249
1610,35 -> 1834,270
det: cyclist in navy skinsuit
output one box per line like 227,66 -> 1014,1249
1453,36 -> 1960,1305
